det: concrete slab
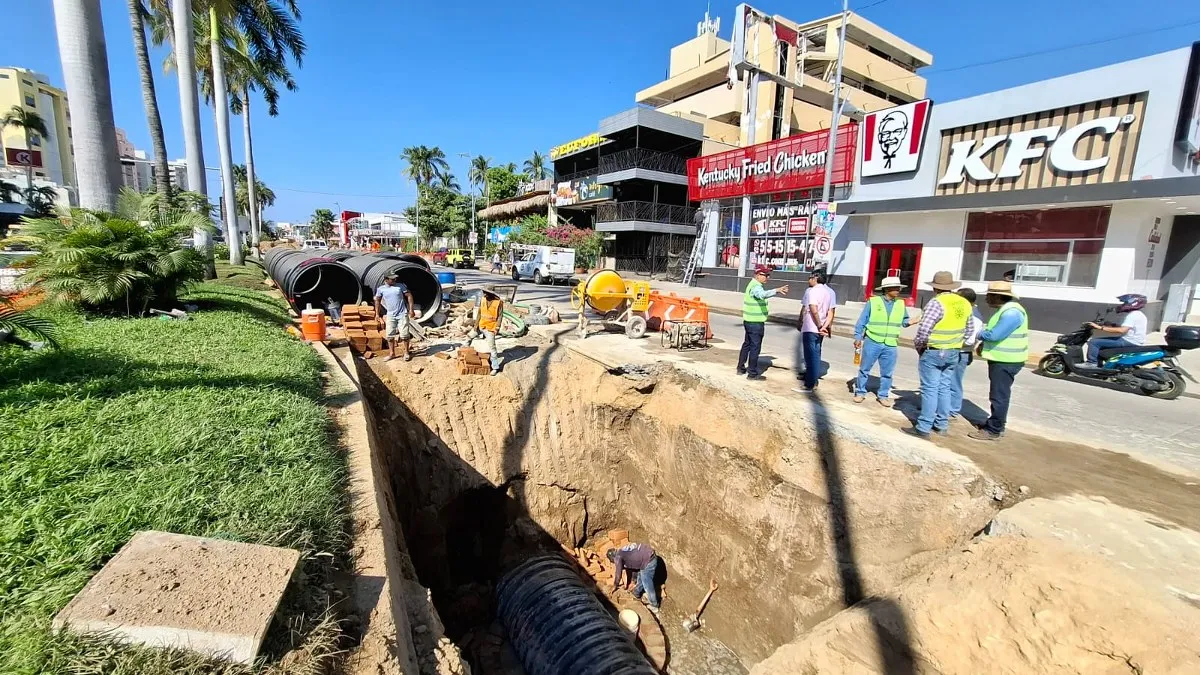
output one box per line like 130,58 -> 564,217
53,530 -> 300,664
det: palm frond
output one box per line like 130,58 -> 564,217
0,306 -> 59,347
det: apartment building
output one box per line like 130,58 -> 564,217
0,67 -> 76,191
115,128 -> 189,194
636,10 -> 931,154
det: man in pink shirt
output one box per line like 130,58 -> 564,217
798,269 -> 836,391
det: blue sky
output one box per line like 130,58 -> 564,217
2,0 -> 1198,222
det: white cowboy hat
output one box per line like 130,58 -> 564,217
875,276 -> 906,291
985,280 -> 1019,299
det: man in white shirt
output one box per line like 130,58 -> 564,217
1087,294 -> 1148,365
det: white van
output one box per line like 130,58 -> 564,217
511,244 -> 576,285
302,239 -> 329,251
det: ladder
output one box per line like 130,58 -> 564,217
681,201 -> 715,287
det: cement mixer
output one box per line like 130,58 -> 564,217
570,269 -> 651,339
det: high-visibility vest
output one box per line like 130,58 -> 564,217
980,301 -> 1029,363
864,295 -> 906,347
743,279 -> 768,323
927,293 -> 971,350
479,297 -> 502,332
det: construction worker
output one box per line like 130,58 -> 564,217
903,271 -> 976,439
607,542 -> 662,616
852,276 -> 911,406
737,265 -> 789,380
375,273 -> 417,362
971,280 -> 1029,441
472,286 -> 504,376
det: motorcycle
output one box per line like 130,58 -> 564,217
1037,315 -> 1198,400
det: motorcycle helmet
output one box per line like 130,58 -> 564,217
1116,293 -> 1146,313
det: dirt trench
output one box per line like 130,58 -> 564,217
353,334 -> 1001,672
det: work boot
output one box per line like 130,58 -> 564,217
900,426 -> 930,440
403,353 -> 412,362
852,395 -> 865,403
877,397 -> 893,408
647,605 -> 661,618
968,429 -> 1001,442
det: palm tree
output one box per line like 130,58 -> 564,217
126,0 -> 170,216
25,185 -> 60,217
433,172 -> 461,192
0,181 -> 21,203
0,296 -> 58,348
503,161 -> 518,174
233,164 -> 274,228
1,106 -> 50,194
310,208 -> 334,241
401,145 -> 451,187
49,0 -> 123,211
468,155 -> 491,195
523,150 -> 547,181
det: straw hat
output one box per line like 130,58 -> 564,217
875,276 -> 905,291
928,270 -> 961,291
985,280 -> 1019,299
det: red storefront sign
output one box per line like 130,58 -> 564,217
687,124 -> 858,201
5,148 -> 43,168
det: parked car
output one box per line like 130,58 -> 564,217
431,247 -> 449,265
511,244 -> 577,285
446,248 -> 476,269
302,239 -> 329,251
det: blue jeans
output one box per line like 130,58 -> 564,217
632,555 -> 661,608
854,338 -> 897,399
738,322 -> 766,375
1088,336 -> 1134,365
916,349 -> 959,433
801,331 -> 824,389
949,351 -> 973,417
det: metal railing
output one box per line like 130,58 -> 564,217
553,167 -> 598,182
598,148 -> 689,175
596,201 -> 698,227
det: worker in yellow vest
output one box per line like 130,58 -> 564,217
970,280 -> 1029,441
473,287 -> 505,376
903,271 -> 977,440
852,276 -> 912,406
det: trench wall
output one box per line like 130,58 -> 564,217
356,344 -> 999,664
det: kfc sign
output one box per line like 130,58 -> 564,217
5,148 -> 43,168
688,124 -> 858,201
934,94 -> 1147,195
861,99 -> 930,177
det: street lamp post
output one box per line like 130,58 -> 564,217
458,152 -> 478,252
820,0 -> 849,205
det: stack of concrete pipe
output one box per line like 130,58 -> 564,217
263,248 -> 363,312
333,252 -> 442,322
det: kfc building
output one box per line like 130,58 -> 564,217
840,44 -> 1200,331
689,123 -> 861,298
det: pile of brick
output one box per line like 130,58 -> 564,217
456,347 -> 492,376
342,304 -> 386,356
566,528 -> 630,589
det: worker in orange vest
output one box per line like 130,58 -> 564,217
473,287 -> 505,376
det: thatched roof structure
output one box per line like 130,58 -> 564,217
477,192 -> 549,221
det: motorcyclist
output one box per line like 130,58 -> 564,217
1086,293 -> 1148,365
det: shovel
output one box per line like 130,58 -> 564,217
681,578 -> 718,633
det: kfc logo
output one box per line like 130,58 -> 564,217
861,99 -> 931,177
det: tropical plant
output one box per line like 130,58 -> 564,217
402,185 -> 471,246
0,296 -> 58,347
23,185 -> 59,218
127,0 -> 171,216
49,0 -> 123,210
16,189 -> 208,315
433,172 -> 461,192
484,165 -> 522,202
233,164 -> 275,231
1,106 -> 49,194
0,181 -> 20,203
523,150 -> 547,181
503,162 -> 518,174
310,208 -> 335,241
401,145 -> 452,187
468,155 -> 491,195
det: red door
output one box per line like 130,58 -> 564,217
865,244 -> 923,307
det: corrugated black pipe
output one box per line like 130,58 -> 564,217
340,253 -> 442,322
497,556 -> 658,675
263,248 -> 362,312
325,250 -> 361,261
374,252 -> 431,270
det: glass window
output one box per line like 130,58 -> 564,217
961,206 -> 1109,287
24,95 -> 35,107
29,135 -> 40,147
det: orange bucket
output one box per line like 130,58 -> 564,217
300,307 -> 327,342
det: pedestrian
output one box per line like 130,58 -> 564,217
374,273 -> 417,362
902,271 -> 975,439
471,286 -> 504,376
490,251 -> 502,274
797,269 -> 836,392
948,287 -> 985,421
852,276 -> 910,407
737,265 -> 789,380
607,542 -> 663,616
970,280 -> 1029,441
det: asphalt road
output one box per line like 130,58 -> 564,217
449,266 -> 1200,477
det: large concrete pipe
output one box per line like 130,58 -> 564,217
496,556 -> 657,675
264,248 -> 363,312
374,252 -> 431,271
340,253 -> 442,322
325,250 -> 361,261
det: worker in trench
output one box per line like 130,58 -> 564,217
471,286 -> 504,376
375,273 -> 417,362
608,542 -> 662,616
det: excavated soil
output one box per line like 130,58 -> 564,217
355,333 -> 999,671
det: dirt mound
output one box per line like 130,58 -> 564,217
751,535 -> 1200,675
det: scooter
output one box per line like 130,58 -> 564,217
1037,315 -> 1198,400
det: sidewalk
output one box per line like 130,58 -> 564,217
651,279 -> 1200,372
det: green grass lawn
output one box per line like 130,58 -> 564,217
0,283 -> 348,674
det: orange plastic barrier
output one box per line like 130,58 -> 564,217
645,291 -> 713,338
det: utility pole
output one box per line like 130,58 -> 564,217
820,0 -> 849,204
